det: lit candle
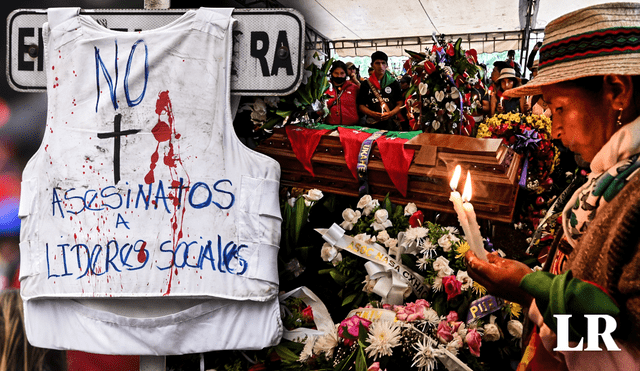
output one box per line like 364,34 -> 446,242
461,171 -> 488,261
449,165 -> 479,258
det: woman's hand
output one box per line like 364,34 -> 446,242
465,250 -> 534,306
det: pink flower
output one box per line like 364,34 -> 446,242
368,362 -> 385,371
437,321 -> 454,343
446,311 -> 458,322
442,275 -> 462,301
394,300 -> 430,322
338,315 -> 371,346
465,328 -> 482,357
382,303 -> 393,310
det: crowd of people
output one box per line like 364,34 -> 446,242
321,3 -> 640,370
323,46 -> 550,132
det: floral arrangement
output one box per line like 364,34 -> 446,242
476,112 -> 559,193
236,50 -> 333,143
166,192 -> 526,371
402,38 -> 485,135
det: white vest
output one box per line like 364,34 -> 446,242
18,7 -> 283,355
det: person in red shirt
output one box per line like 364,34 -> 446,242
325,61 -> 360,126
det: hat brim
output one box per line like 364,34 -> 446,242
505,51 -> 640,98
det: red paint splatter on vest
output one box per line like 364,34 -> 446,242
144,91 -> 190,295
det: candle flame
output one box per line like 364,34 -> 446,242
462,171 -> 472,202
449,165 -> 462,190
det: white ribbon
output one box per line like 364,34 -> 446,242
316,224 -> 429,301
279,286 -> 335,342
364,261 -> 409,305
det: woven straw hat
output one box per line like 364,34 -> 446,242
496,68 -> 520,82
505,2 -> 640,97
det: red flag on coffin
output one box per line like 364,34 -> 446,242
286,125 -> 331,176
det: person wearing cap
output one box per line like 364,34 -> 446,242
356,51 -> 403,130
324,60 -> 360,126
482,60 -> 509,114
490,67 -> 529,116
466,3 -> 640,370
345,61 -> 362,87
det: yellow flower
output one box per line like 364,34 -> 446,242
472,281 -> 487,296
508,302 -> 523,319
455,241 -> 471,259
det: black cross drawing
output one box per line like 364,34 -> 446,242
97,114 -> 141,184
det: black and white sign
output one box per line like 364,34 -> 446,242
6,8 -> 304,95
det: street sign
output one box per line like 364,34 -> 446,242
6,8 -> 304,95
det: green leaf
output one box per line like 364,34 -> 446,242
274,343 -> 302,362
318,268 -> 334,275
342,293 -> 357,306
330,270 -> 347,285
293,197 -> 308,245
358,322 -> 369,344
355,346 -> 368,371
383,194 -> 392,214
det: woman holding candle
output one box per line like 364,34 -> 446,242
465,3 -> 640,370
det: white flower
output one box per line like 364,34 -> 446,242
365,320 -> 402,360
457,322 -> 467,338
446,333 -> 464,355
435,90 -> 445,102
438,233 -> 459,252
483,323 -> 501,342
432,256 -> 450,273
331,252 -> 342,266
299,335 -> 316,362
412,337 -> 438,371
444,226 -> 459,234
404,202 -> 418,216
424,308 -> 440,325
432,120 -> 441,130
355,233 -> 375,244
357,195 -> 373,209
305,50 -> 325,69
420,240 -> 437,258
363,199 -> 379,216
303,189 -> 323,202
313,324 -> 339,359
445,101 -> 457,113
507,320 -> 523,338
403,227 -> 428,245
340,208 -> 361,231
371,209 -> 393,231
384,238 -> 398,249
419,82 -> 429,96
432,276 -> 443,292
449,87 -> 461,99
456,270 -> 473,291
321,243 -> 339,262
416,256 -> 430,271
250,98 -> 268,123
377,230 -> 390,243
288,197 -> 296,208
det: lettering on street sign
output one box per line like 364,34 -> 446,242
6,8 -> 304,95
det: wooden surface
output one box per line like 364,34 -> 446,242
256,128 -> 522,223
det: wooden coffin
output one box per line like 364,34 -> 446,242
255,128 -> 522,223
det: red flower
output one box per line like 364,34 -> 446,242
442,275 -> 462,301
437,321 -> 454,342
446,43 -> 455,56
301,306 -> 314,322
248,364 -> 267,371
424,60 -> 436,75
409,210 -> 424,228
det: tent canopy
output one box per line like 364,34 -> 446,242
275,0 -> 631,56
